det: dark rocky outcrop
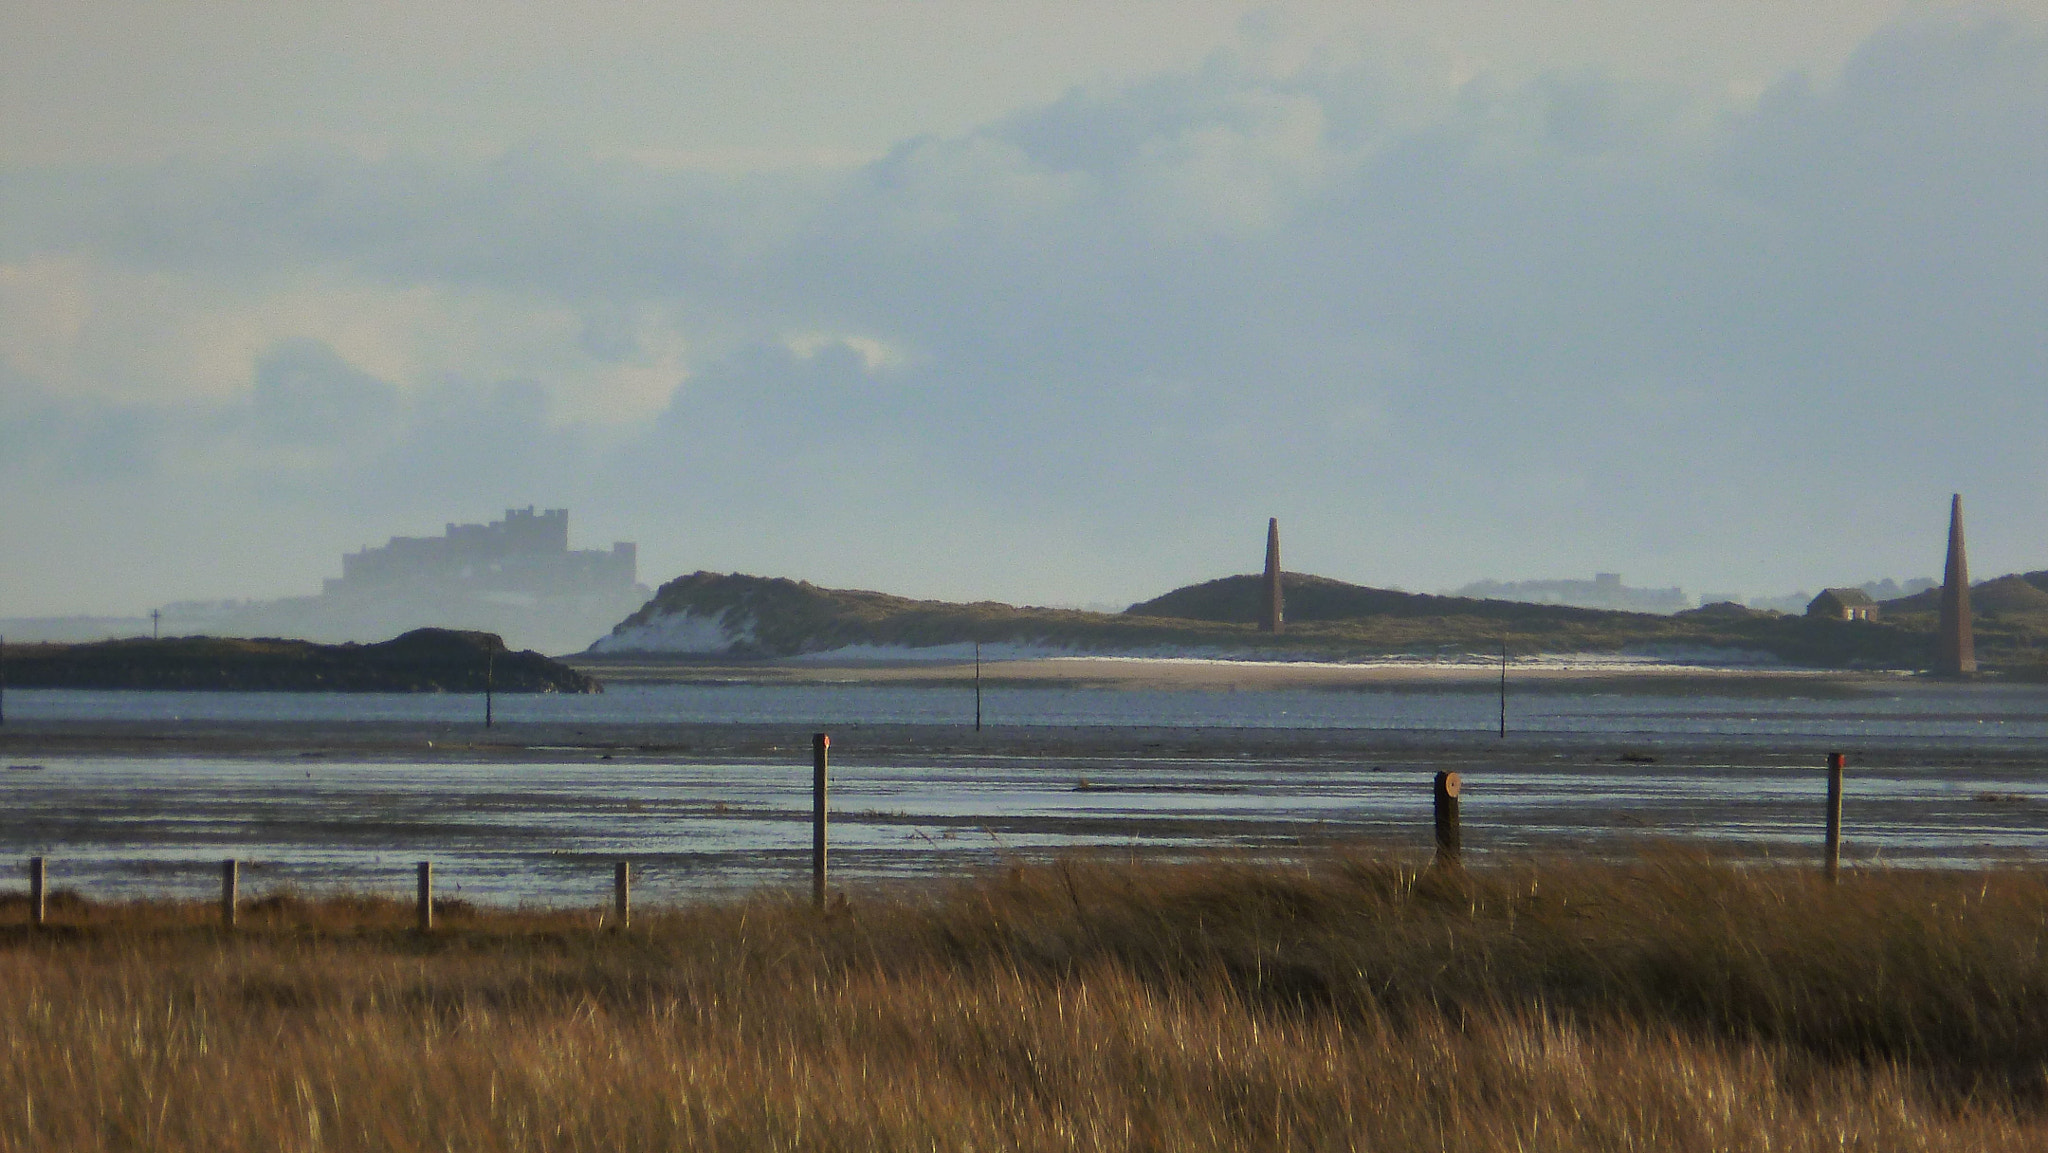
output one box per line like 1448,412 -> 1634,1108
0,629 -> 598,692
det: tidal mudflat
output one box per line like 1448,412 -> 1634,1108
4,707 -> 2045,905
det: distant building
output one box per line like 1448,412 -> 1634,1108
131,507 -> 649,654
326,507 -> 636,597
1805,588 -> 1879,621
1455,572 -> 1692,614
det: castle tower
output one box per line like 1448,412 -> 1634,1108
1259,518 -> 1283,634
1935,493 -> 1977,676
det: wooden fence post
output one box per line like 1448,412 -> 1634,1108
27,856 -> 44,927
221,859 -> 238,930
417,861 -> 434,932
614,861 -> 631,929
1433,771 -> 1462,863
813,733 -> 830,909
1825,752 -> 1845,882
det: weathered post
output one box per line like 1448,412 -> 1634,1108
221,859 -> 239,930
28,856 -> 45,927
485,650 -> 495,728
613,860 -> 631,929
1433,771 -> 1462,864
812,733 -> 830,909
1,632 -> 8,727
974,642 -> 983,732
416,861 -> 434,932
1825,752 -> 1845,882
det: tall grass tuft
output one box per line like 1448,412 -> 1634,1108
3,851 -> 2045,1150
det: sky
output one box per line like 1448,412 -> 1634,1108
3,1 -> 2045,616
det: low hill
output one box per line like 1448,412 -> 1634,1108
589,572 -> 1207,659
581,569 -> 2048,672
1,629 -> 599,692
1881,574 -> 2048,616
1127,573 -> 1631,627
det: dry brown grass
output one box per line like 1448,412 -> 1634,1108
3,852 -> 2046,1151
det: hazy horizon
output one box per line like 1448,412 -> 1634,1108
5,2 -> 2044,618
0,499 -> 1953,625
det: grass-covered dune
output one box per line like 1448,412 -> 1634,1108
0,628 -> 599,692
590,568 -> 2048,672
2,853 -> 2044,1150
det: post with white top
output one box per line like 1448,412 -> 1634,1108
1433,771 -> 1462,865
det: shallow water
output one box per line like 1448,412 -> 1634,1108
5,752 -> 2045,906
9,679 -> 2048,740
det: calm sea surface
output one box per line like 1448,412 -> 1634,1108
9,679 -> 2048,740
4,680 -> 2047,905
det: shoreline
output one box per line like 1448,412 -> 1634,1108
5,716 -> 2042,766
566,654 -> 1913,693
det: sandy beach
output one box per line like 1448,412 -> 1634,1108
571,653 -> 1901,693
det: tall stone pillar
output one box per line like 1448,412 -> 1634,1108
1260,518 -> 1283,634
1935,493 -> 1976,677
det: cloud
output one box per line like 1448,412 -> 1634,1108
3,12 -> 2047,614
247,337 -> 401,447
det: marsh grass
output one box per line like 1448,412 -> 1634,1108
4,851 -> 2046,1150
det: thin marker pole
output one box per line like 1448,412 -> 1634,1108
484,650 -> 494,728
1824,752 -> 1845,882
613,861 -> 631,929
1,633 -> 7,727
1498,641 -> 1508,739
974,642 -> 983,732
221,859 -> 238,930
416,861 -> 434,932
812,733 -> 830,909
28,856 -> 44,927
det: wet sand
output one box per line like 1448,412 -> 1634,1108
4,707 -> 2043,770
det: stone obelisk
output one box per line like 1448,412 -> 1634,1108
1935,493 -> 1976,677
1259,518 -> 1283,634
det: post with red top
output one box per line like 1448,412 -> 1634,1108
812,733 -> 830,908
1433,771 -> 1462,864
1825,752 -> 1845,882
